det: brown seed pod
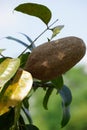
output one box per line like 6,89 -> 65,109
24,36 -> 86,80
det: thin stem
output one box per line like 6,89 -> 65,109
48,19 -> 58,28
19,19 -> 58,57
10,102 -> 22,130
0,53 -> 5,58
32,19 -> 58,43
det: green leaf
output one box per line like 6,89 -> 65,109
59,85 -> 72,106
0,58 -> 20,91
51,25 -> 64,39
23,97 -> 29,109
61,106 -> 70,128
43,87 -> 53,110
6,36 -> 29,47
14,3 -> 52,25
19,52 -> 30,68
19,115 -> 26,129
6,35 -> 35,51
25,124 -> 39,130
19,33 -> 36,50
19,32 -> 33,44
51,76 -> 63,90
59,85 -> 72,127
0,57 -> 7,64
22,107 -> 33,124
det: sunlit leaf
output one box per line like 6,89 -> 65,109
0,69 -> 33,115
43,87 -> 53,110
51,76 -> 63,90
51,25 -> 64,39
14,3 -> 52,25
61,106 -> 70,128
59,85 -> 72,106
0,58 -> 20,91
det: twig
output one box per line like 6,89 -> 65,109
0,53 -> 5,58
19,19 -> 58,57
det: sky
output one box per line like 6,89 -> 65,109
0,0 -> 87,65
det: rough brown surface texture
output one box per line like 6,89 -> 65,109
24,36 -> 86,80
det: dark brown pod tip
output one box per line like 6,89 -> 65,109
24,36 -> 86,80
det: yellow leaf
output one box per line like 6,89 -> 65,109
0,69 -> 33,115
0,58 -> 20,91
51,25 -> 64,39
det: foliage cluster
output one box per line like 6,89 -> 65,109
0,2 -> 85,130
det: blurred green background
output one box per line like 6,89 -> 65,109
29,66 -> 87,130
